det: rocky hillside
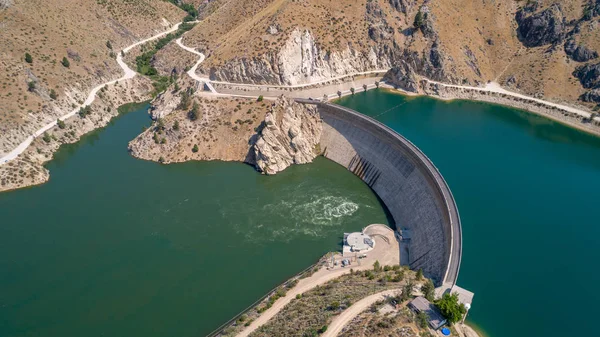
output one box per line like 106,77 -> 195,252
174,0 -> 600,110
0,0 -> 186,156
129,94 -> 322,174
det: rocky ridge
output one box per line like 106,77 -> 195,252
251,97 -> 322,174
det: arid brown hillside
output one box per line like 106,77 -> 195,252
0,0 -> 186,155
174,0 -> 600,108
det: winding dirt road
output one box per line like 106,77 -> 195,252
321,289 -> 399,337
0,22 -> 182,165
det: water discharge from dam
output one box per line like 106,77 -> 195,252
1,90 -> 600,337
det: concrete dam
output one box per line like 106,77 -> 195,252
304,101 -> 462,287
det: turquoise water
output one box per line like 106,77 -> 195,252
0,103 -> 389,337
3,92 -> 600,337
338,90 -> 600,337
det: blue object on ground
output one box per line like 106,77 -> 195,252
441,327 -> 451,335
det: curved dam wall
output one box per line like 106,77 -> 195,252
310,101 -> 461,286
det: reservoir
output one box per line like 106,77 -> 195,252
2,89 -> 600,337
338,90 -> 600,337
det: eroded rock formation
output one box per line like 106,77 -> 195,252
251,97 -> 322,174
516,4 -> 565,47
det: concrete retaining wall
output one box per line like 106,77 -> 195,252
312,101 -> 461,286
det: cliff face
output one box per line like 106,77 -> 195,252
210,29 -> 395,85
251,97 -> 322,174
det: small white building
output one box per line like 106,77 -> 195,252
343,232 -> 375,255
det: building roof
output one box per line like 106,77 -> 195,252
408,296 -> 447,330
344,232 -> 374,251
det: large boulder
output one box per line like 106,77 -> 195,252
574,62 -> 600,89
389,0 -> 414,14
384,61 -> 419,92
564,38 -> 598,62
516,4 -> 565,47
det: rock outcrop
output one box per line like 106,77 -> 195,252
251,97 -> 322,175
388,0 -> 414,14
383,61 -> 419,92
564,38 -> 598,62
580,89 -> 600,103
574,62 -> 600,89
516,4 -> 565,47
210,28 -> 395,86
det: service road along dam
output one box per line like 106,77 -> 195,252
303,100 -> 462,287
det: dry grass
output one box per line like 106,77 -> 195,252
0,0 -> 185,154
129,94 -> 271,163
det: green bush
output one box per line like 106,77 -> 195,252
27,81 -> 36,92
257,95 -> 264,102
61,57 -> 70,68
373,260 -> 381,272
57,119 -> 66,129
173,120 -> 180,131
192,144 -> 199,153
417,311 -> 429,329
49,89 -> 58,100
42,132 -> 51,143
435,293 -> 466,324
106,40 -> 112,50
421,279 -> 435,301
78,106 -> 92,118
25,53 -> 33,64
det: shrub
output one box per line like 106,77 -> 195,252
78,106 -> 91,118
27,81 -> 36,92
173,120 -> 179,130
57,119 -> 65,129
414,11 -> 425,29
42,132 -> 51,143
257,95 -> 264,102
49,89 -> 58,100
61,57 -> 70,68
416,268 -> 423,281
106,40 -> 112,50
373,260 -> 381,272
25,53 -> 33,64
188,102 -> 199,121
158,156 -> 165,163
192,144 -> 199,153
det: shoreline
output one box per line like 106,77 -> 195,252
375,85 -> 600,139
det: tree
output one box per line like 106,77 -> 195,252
57,119 -> 66,129
188,102 -> 199,121
257,95 -> 264,102
173,120 -> 180,131
401,280 -> 414,301
25,53 -> 33,64
78,106 -> 91,118
421,279 -> 435,301
416,268 -> 424,281
192,144 -> 199,153
413,11 -> 424,29
350,87 -> 355,95
156,118 -> 165,132
61,57 -> 70,68
42,132 -> 51,143
417,311 -> 429,329
49,89 -> 58,100
106,40 -> 113,50
373,260 -> 381,272
435,293 -> 467,324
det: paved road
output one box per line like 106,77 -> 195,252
0,22 -> 183,165
321,289 -> 399,337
